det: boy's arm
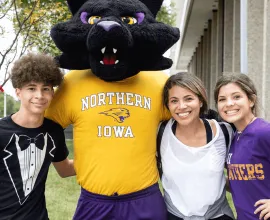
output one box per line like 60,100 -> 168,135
53,158 -> 76,178
50,122 -> 74,178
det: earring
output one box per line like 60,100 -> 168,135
200,103 -> 203,107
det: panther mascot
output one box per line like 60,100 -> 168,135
46,0 -> 180,219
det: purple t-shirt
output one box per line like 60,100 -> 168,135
227,118 -> 270,220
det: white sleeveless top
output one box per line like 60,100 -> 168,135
161,119 -> 230,217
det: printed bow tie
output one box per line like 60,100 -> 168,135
18,135 -> 45,151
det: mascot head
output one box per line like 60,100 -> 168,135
51,0 -> 180,81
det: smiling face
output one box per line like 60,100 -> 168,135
168,86 -> 202,126
16,82 -> 54,116
217,83 -> 255,130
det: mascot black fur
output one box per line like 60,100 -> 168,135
51,0 -> 179,81
46,0 -> 180,219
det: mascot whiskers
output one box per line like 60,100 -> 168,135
46,0 -> 179,219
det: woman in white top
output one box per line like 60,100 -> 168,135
160,73 -> 235,220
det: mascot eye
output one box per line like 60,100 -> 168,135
88,16 -> 102,25
121,16 -> 137,25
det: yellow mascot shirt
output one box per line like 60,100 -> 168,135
46,70 -> 169,195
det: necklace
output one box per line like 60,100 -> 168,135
237,116 -> 256,141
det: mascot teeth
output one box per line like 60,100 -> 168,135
100,46 -> 118,65
100,59 -> 119,65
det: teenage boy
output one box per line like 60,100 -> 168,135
0,53 -> 75,220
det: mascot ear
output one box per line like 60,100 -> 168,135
137,56 -> 173,71
139,0 -> 163,17
55,53 -> 91,70
67,0 -> 88,15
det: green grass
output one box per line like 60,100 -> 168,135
45,140 -> 236,219
224,170 -> 236,217
227,192 -> 236,217
46,140 -> 80,220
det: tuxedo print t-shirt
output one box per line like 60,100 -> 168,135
0,115 -> 68,220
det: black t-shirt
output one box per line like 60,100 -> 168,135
0,116 -> 68,220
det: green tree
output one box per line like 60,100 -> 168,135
157,2 -> 176,26
0,93 -> 20,117
0,0 -> 176,85
0,0 -> 41,87
16,0 -> 70,56
15,0 -> 176,57
0,0 -> 70,85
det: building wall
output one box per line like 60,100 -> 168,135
183,0 -> 270,120
170,0 -> 189,74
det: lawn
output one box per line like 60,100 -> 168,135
46,140 -> 80,220
227,191 -> 236,217
45,140 -> 236,219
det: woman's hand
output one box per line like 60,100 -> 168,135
254,199 -> 270,220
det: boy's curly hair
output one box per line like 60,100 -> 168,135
11,53 -> 64,88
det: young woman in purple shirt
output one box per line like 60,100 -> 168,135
214,73 -> 270,220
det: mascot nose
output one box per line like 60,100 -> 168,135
97,21 -> 121,32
